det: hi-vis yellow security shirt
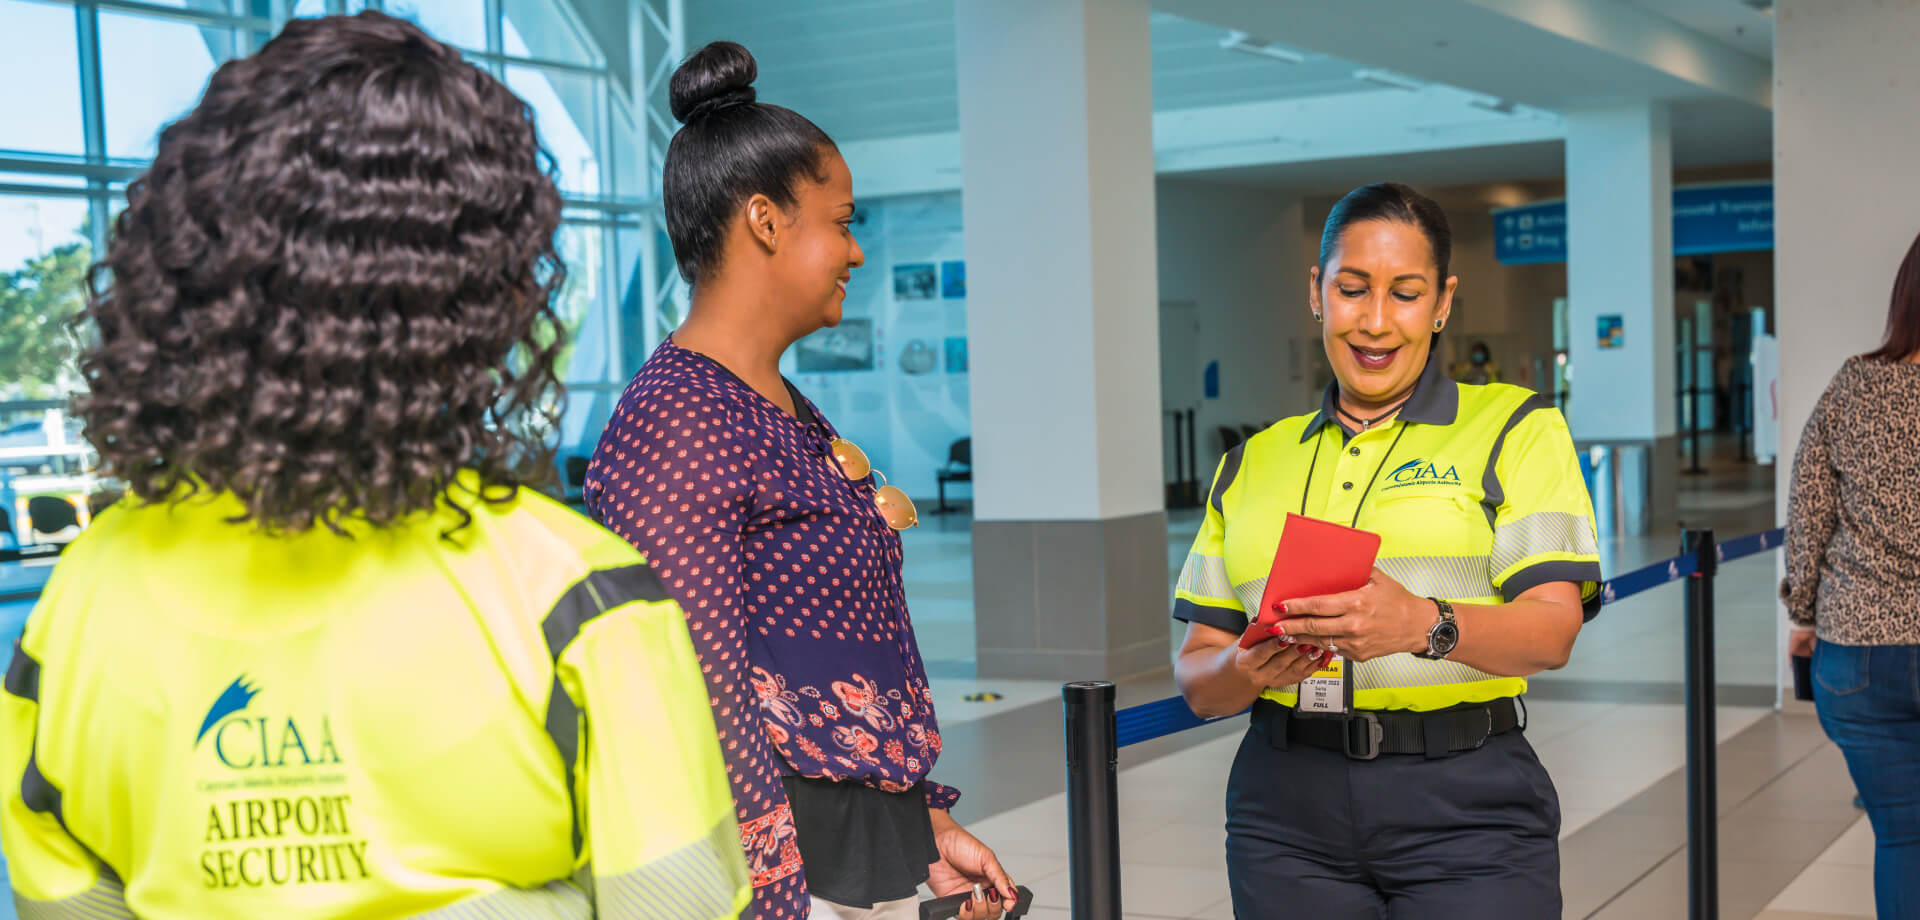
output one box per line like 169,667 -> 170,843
0,473 -> 750,919
1174,355 -> 1602,712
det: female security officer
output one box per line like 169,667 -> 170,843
1172,183 -> 1601,919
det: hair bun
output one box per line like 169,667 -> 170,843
670,41 -> 758,124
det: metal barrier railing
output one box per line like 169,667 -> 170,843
1063,526 -> 1785,920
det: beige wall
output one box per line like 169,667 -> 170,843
1155,179 -> 1309,476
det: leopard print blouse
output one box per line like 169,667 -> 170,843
1781,356 -> 1920,645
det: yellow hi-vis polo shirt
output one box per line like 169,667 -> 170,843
1,472 -> 750,920
1174,355 -> 1602,712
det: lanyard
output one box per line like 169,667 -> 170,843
1298,421 -> 1410,528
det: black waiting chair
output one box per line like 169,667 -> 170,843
563,455 -> 591,506
1218,426 -> 1244,453
27,495 -> 82,545
933,438 -> 972,514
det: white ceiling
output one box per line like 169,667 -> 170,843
1620,0 -> 1774,60
683,0 -> 1776,191
685,3 -> 1426,143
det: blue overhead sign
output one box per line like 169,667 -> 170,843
1671,183 -> 1773,256
1493,201 -> 1567,265
1493,182 -> 1773,265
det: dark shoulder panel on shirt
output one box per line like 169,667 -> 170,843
542,563 -> 674,661
1479,388 -> 1560,526
1210,444 -> 1245,516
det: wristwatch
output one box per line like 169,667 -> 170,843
1415,598 -> 1459,660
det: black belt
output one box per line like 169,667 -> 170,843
1251,697 -> 1522,761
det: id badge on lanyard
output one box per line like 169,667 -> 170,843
1289,421 -> 1404,720
1294,655 -> 1354,717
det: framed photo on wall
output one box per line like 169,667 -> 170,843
796,319 -> 876,372
893,263 -> 937,301
940,260 -> 966,299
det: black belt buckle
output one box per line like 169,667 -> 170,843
1343,711 -> 1383,760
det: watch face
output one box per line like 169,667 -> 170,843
1432,621 -> 1461,656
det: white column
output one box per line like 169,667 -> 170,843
956,0 -> 1167,679
1563,103 -> 1676,532
1774,0 -> 1920,703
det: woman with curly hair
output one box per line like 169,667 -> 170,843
0,13 -> 747,920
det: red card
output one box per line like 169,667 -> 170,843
1237,513 -> 1382,649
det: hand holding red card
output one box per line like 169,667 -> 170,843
1237,513 -> 1381,649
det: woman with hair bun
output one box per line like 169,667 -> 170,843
0,13 -> 746,919
587,41 -> 1015,920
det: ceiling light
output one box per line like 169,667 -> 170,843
1468,95 -> 1517,114
1352,69 -> 1426,92
1219,30 -> 1307,65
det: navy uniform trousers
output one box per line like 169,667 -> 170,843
1224,706 -> 1561,919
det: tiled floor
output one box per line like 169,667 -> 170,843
1759,816 -> 1879,919
907,450 -> 1885,919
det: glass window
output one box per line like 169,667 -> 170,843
507,64 -> 602,198
552,221 -> 606,383
0,173 -> 86,189
0,0 -> 85,157
0,194 -> 92,397
612,219 -> 647,376
291,0 -> 330,17
501,0 -> 597,67
608,100 -> 642,200
100,12 -> 233,159
382,0 -> 487,50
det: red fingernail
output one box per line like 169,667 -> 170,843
988,889 -> 1001,903
1279,602 -> 1290,614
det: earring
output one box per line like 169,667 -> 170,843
1433,319 -> 1444,332
1312,310 -> 1323,323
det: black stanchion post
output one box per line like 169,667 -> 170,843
1185,409 -> 1199,507
1063,681 -> 1121,920
1683,529 -> 1719,920
1686,386 -> 1707,474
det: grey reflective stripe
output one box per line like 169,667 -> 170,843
1492,511 -> 1600,579
1479,393 -> 1557,527
540,562 -> 672,856
1276,655 -> 1510,694
1351,653 -> 1506,691
1210,444 -> 1245,516
6,642 -> 40,701
1234,556 -> 1497,618
1374,556 -> 1498,602
13,878 -> 134,920
1232,577 -> 1266,615
1174,553 -> 1233,602
406,878 -> 592,920
594,817 -> 746,920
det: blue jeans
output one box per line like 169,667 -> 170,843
1814,641 -> 1920,920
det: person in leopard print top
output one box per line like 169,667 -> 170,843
1781,228 -> 1920,919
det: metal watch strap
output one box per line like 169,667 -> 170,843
1416,597 -> 1457,659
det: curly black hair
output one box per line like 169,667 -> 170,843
77,11 -> 567,535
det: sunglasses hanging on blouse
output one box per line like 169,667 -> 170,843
824,437 -> 919,531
